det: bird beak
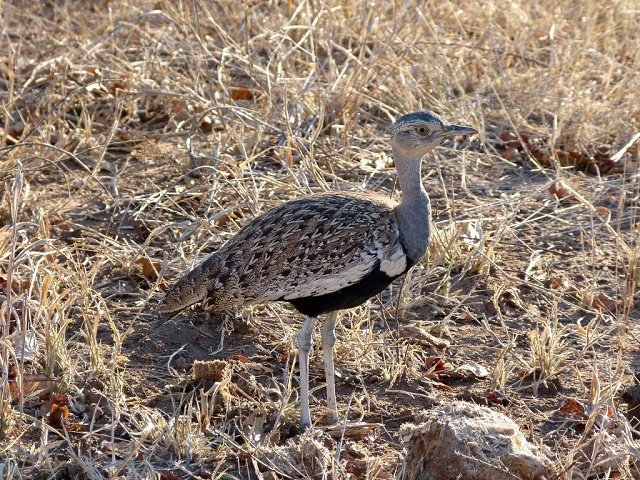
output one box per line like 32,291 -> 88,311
442,124 -> 479,138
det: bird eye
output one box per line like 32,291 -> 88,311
416,126 -> 428,134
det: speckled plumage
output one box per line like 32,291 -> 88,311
158,191 -> 407,318
158,111 -> 478,431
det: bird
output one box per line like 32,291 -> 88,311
158,111 -> 478,431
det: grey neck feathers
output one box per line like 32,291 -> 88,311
392,150 -> 432,264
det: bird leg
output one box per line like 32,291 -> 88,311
297,316 -> 316,431
321,311 -> 339,424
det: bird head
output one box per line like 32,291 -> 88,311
391,111 -> 478,159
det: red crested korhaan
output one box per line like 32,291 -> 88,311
158,111 -> 478,431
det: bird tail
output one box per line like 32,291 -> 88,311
157,263 -> 208,320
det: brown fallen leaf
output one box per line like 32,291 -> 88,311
433,382 -> 454,392
531,145 -> 552,166
423,357 -> 451,381
42,394 -> 70,429
592,293 -> 617,313
65,422 -> 85,432
502,147 -> 522,162
133,257 -> 161,282
500,130 -> 628,176
230,87 -> 253,101
559,398 -> 587,420
48,127 -> 60,145
486,391 -> 511,406
215,213 -> 230,227
548,181 -> 578,202
277,350 -> 297,362
109,75 -> 132,94
230,353 -> 250,363
548,275 -> 570,290
556,149 -> 590,170
499,131 -> 523,149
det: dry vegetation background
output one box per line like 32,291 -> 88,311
1,0 -> 639,478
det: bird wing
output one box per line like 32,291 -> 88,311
205,191 -> 407,307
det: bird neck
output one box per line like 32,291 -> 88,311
393,150 -> 432,263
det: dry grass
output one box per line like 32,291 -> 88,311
1,0 -> 639,478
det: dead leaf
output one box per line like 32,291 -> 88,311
457,363 -> 490,379
433,382 -> 454,392
277,351 -> 297,362
500,130 -> 626,176
48,127 -> 60,145
423,357 -> 451,381
43,394 -> 70,429
109,75 -> 132,94
215,213 -> 230,227
531,146 -> 551,166
486,391 -> 511,406
559,398 -> 587,420
65,422 -> 85,432
230,353 -> 250,363
172,99 -> 185,114
548,275 -> 569,290
592,293 -> 617,313
133,257 -> 161,282
230,87 -> 253,101
502,147 -> 522,161
133,221 -> 150,240
346,460 -> 367,476
548,181 -> 577,202
499,131 -> 522,149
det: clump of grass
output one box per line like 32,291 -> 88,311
526,315 -> 574,395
